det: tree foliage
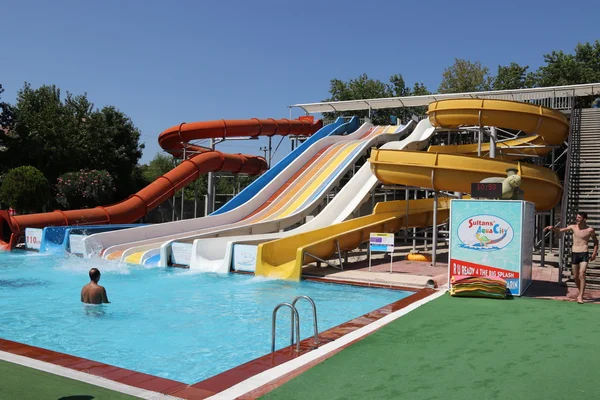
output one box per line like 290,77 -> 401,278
438,59 -> 493,93
0,166 -> 50,213
494,62 -> 536,90
0,83 -> 144,199
141,153 -> 178,182
55,169 -> 116,209
323,73 -> 430,124
536,40 -> 600,87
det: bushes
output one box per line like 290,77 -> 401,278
55,169 -> 115,209
0,166 -> 50,213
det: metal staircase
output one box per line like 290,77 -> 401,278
562,108 -> 600,287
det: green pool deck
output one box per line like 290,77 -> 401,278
262,294 -> 600,400
0,360 -> 138,400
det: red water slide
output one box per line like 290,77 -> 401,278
0,117 -> 323,250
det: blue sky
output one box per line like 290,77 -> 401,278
1,0 -> 597,165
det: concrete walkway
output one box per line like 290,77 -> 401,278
302,245 -> 600,304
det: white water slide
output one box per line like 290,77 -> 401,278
83,120 -> 411,263
166,118 -> 436,273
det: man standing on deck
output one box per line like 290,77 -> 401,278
545,212 -> 598,304
81,268 -> 110,304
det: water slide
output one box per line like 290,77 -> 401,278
254,99 -> 569,281
0,118 -> 323,251
110,121 -> 415,265
81,117 -> 358,260
181,119 -> 436,273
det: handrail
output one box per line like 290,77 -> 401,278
271,303 -> 300,353
292,296 -> 319,346
559,103 -> 579,282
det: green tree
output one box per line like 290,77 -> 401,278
0,83 -> 144,200
141,153 -> 178,182
438,59 -> 493,93
535,41 -> 600,87
494,62 -> 536,90
323,73 -> 430,124
0,166 -> 50,213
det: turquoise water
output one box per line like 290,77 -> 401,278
0,252 -> 410,384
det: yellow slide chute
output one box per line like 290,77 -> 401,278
255,99 -> 569,281
255,198 -> 450,281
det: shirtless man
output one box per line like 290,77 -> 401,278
545,212 -> 598,304
81,268 -> 110,304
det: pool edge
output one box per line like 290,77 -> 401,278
0,281 -> 436,399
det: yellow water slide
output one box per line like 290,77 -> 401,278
255,99 -> 569,281
255,198 -> 450,281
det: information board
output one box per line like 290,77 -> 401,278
368,233 -> 395,273
369,233 -> 395,253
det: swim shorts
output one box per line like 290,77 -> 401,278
572,252 -> 589,264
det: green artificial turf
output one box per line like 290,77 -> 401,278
263,294 -> 600,400
0,360 -> 139,400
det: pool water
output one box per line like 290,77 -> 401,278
0,252 -> 411,384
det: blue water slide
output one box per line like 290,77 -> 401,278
40,224 -> 144,253
212,116 -> 360,215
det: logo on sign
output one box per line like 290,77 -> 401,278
457,214 -> 514,252
237,249 -> 256,266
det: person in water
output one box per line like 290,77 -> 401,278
81,268 -> 110,304
545,212 -> 598,304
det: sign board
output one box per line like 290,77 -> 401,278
369,233 -> 395,253
69,234 -> 87,255
471,182 -> 502,199
171,242 -> 193,266
449,200 -> 534,296
25,228 -> 43,251
368,233 -> 395,273
232,244 -> 258,272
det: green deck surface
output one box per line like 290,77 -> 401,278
0,360 -> 139,400
263,294 -> 600,400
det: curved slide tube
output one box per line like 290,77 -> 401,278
184,119 -> 434,274
255,99 -> 569,281
428,135 -> 551,160
83,118 -> 360,258
0,117 -> 322,251
369,150 -> 562,210
427,98 -> 568,146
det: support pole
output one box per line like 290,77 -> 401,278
478,126 -> 483,156
268,136 -> 272,169
194,180 -> 198,218
181,146 -> 186,220
413,190 -> 417,252
207,138 -> 215,214
540,215 -> 546,267
489,126 -> 497,159
432,192 -> 438,267
424,190 -> 429,251
405,188 -> 409,240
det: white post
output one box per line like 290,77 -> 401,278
490,126 -> 497,159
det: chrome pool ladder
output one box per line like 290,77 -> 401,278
271,295 -> 319,353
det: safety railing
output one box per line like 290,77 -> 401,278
271,295 -> 319,353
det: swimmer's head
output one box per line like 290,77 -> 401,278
89,268 -> 101,283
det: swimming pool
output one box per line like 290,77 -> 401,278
0,252 -> 411,384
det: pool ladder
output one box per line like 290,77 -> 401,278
271,295 -> 319,353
